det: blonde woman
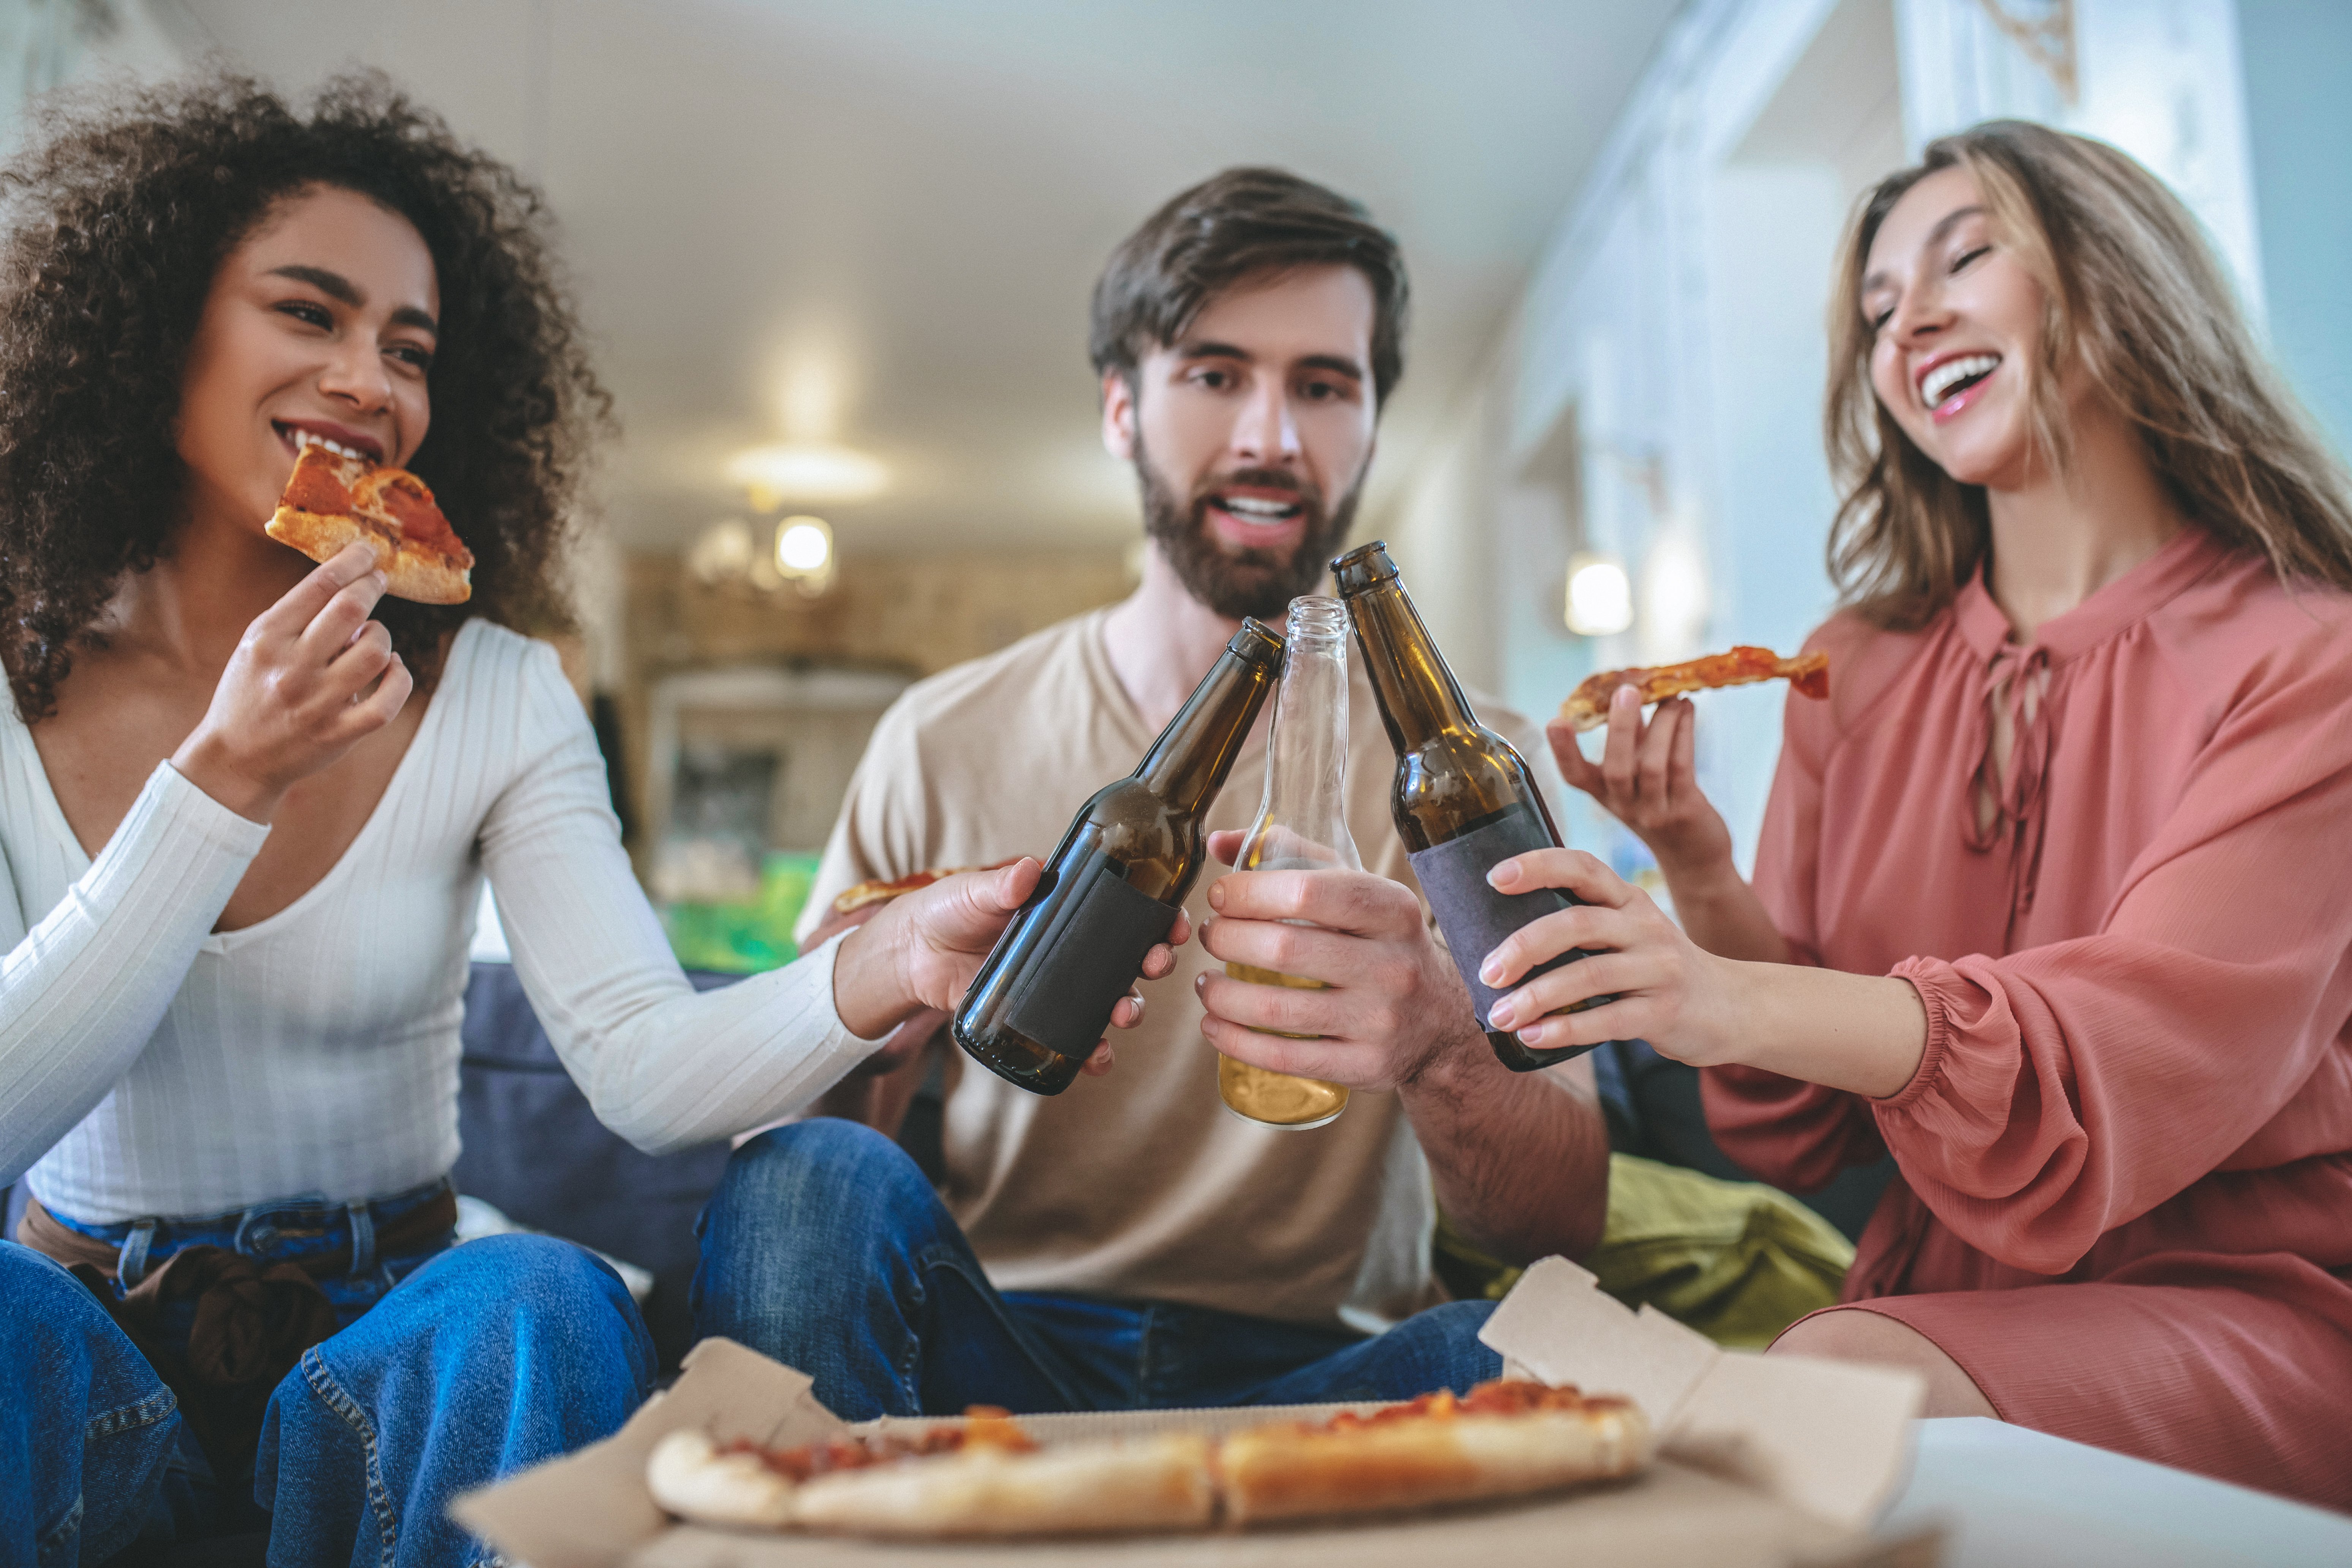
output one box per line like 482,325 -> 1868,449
1479,121 -> 2352,1506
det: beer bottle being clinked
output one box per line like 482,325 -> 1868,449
953,619 -> 1285,1094
1334,541 -> 1621,1072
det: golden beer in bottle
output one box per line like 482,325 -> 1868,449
1333,542 -> 1619,1072
953,620 -> 1283,1094
1219,596 -> 1356,1130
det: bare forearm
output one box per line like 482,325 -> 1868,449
1401,1032 -> 1610,1265
1713,961 -> 1926,1098
1660,860 -> 1790,964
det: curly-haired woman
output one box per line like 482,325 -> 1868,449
1474,122 -> 2352,1506
0,75 -> 1172,1562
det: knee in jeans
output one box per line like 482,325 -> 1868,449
0,1239 -> 125,1354
722,1117 -> 929,1214
435,1233 -> 634,1322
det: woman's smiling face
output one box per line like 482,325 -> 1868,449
174,183 -> 440,534
1860,166 -> 2055,490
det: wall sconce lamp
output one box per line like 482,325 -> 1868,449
1564,552 -> 1633,637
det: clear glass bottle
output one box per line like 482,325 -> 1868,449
1218,596 -> 1358,1130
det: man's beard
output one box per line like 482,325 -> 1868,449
1133,436 -> 1362,623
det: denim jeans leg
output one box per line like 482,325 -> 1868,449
0,1241 -> 183,1567
1242,1299 -> 1505,1405
693,1119 -> 1105,1419
252,1233 -> 655,1568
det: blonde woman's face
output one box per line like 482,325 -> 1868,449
1860,166 -> 2048,489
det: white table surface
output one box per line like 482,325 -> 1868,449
1880,1418 -> 2352,1567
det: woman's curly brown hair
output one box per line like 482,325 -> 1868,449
0,70 -> 611,720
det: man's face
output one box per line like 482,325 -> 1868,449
1102,264 -> 1379,621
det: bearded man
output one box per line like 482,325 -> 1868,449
692,169 -> 1611,1416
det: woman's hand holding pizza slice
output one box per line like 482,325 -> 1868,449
168,541 -> 414,824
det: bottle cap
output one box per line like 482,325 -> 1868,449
1228,618 -> 1286,666
1330,541 -> 1397,594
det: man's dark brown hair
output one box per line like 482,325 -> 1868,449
1089,167 -> 1408,406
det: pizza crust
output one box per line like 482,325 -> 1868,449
1219,1406 -> 1651,1526
267,505 -> 389,572
790,1434 -> 1216,1539
645,1429 -> 798,1528
830,859 -> 1024,917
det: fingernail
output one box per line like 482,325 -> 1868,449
1488,861 -> 1518,890
370,571 -> 387,591
1518,1025 -> 1544,1046
1479,955 -> 1505,986
1488,998 -> 1516,1029
1207,882 -> 1226,911
1193,972 -> 1206,990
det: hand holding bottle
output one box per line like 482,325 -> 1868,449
1198,828 -> 1483,1092
1471,846 -> 1738,1062
833,860 -> 1190,1067
953,621 -> 1283,1095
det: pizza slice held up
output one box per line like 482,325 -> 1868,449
1556,645 -> 1828,733
268,434 -> 474,604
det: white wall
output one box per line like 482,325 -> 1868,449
2237,0 -> 2352,452
1,0 -> 188,159
1375,0 -> 2267,886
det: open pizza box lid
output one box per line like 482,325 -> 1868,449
454,1256 -> 1936,1567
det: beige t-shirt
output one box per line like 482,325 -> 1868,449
802,607 -> 1569,1331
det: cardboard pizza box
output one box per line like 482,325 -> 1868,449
453,1256 -> 1938,1568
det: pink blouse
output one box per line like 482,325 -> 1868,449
1706,526 -> 2352,1302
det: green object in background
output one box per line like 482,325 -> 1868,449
1434,1152 -> 1855,1349
660,852 -> 822,974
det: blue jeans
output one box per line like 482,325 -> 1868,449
691,1119 -> 1501,1419
2,1188 -> 653,1567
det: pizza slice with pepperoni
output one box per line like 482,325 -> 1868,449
268,436 -> 474,604
1556,645 -> 1828,732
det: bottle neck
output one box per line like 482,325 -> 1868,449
1345,577 -> 1479,754
1136,646 -> 1277,814
1250,601 -> 1360,869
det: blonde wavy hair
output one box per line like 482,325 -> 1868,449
1823,119 -> 2352,629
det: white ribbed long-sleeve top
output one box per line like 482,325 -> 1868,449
0,620 -> 879,1222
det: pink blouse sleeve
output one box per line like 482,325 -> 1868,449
1704,620 -> 1890,1192
1875,656 -> 2352,1274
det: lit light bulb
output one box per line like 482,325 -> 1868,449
1565,553 -> 1633,637
775,517 -> 832,574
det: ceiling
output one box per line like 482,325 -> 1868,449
153,0 -> 1683,556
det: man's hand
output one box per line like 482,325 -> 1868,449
1195,830 -> 1485,1089
829,861 -> 1190,1075
1198,828 -> 1609,1263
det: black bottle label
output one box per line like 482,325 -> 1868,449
1408,802 -> 1599,1062
1001,853 -> 1180,1061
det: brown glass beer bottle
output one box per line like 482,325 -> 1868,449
1333,541 -> 1619,1071
953,620 -> 1284,1094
